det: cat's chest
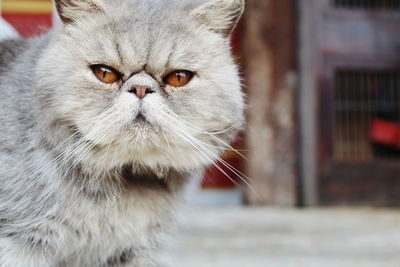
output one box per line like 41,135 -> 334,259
58,190 -> 172,265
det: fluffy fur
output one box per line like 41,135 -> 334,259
0,0 -> 244,266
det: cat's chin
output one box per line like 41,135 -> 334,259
81,136 -> 214,174
130,118 -> 151,129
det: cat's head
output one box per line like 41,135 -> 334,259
36,0 -> 245,173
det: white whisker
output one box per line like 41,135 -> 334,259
159,110 -> 257,195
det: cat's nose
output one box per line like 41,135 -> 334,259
128,85 -> 155,99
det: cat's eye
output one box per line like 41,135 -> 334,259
92,65 -> 121,84
164,70 -> 193,87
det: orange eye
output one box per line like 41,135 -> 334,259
164,70 -> 193,87
92,65 -> 120,84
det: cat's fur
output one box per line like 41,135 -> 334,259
0,0 -> 245,266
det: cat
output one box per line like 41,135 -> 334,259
0,17 -> 18,41
0,0 -> 245,266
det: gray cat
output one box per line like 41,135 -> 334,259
0,0 -> 245,266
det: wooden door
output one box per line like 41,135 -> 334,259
299,0 -> 400,205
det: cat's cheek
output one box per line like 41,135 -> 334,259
92,84 -> 121,94
162,84 -> 193,95
162,85 -> 177,95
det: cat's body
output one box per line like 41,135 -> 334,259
0,35 -> 176,267
0,0 -> 244,266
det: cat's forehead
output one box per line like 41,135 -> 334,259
67,8 -> 213,75
59,0 -> 229,77
116,20 -> 202,74
105,0 -> 198,22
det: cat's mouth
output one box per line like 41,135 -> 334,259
133,112 -> 150,126
135,113 -> 146,122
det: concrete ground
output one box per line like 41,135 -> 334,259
171,207 -> 400,267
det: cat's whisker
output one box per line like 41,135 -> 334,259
43,123 -> 119,199
165,121 -> 255,185
20,115 -> 118,201
160,130 -> 174,157
178,119 -> 247,161
164,112 -> 247,161
165,111 -> 258,194
213,156 -> 258,196
171,127 -> 248,191
160,112 -> 254,192
13,109 -> 117,180
175,114 -> 244,135
60,117 -> 118,180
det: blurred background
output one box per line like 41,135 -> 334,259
1,0 -> 400,266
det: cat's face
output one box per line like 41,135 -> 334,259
36,0 -> 245,172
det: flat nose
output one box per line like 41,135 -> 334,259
129,85 -> 154,99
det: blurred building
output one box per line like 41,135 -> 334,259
298,0 -> 400,206
1,0 -> 400,206
242,0 -> 400,207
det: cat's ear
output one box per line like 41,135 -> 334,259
54,0 -> 103,24
191,0 -> 244,37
